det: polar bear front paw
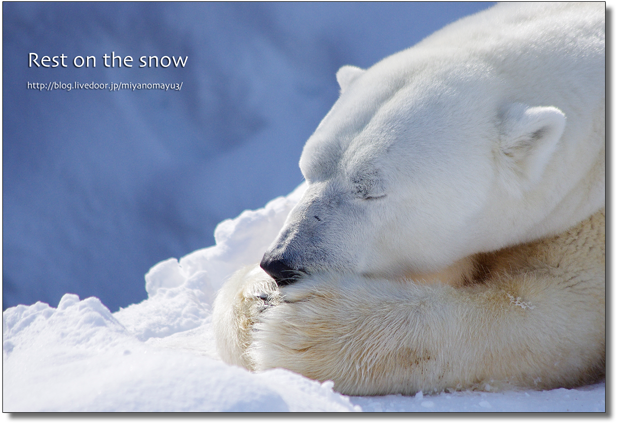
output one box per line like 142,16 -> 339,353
233,271 -> 418,395
212,265 -> 283,370
213,265 -> 356,379
215,266 -> 431,395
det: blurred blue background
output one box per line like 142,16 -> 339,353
3,2 -> 491,311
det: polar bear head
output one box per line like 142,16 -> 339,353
260,54 -> 571,285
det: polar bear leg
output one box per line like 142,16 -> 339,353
214,211 -> 605,395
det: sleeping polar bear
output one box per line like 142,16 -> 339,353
213,2 -> 605,395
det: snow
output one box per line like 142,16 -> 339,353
2,185 -> 606,412
2,1 -> 608,414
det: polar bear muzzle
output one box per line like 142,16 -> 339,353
260,254 -> 306,286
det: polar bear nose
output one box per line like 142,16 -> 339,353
260,256 -> 305,286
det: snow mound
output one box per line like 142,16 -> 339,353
2,184 -> 605,412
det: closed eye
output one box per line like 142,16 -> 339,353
352,170 -> 386,201
362,194 -> 386,201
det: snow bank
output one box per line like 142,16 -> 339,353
2,185 -> 605,412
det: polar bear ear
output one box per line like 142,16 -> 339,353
336,65 -> 365,92
498,102 -> 566,193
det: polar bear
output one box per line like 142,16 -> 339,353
213,2 -> 605,395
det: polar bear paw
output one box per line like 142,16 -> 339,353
213,265 -> 432,395
212,265 -> 283,370
213,265 -> 358,377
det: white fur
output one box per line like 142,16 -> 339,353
497,103 -> 567,193
335,65 -> 365,93
213,2 -> 605,395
